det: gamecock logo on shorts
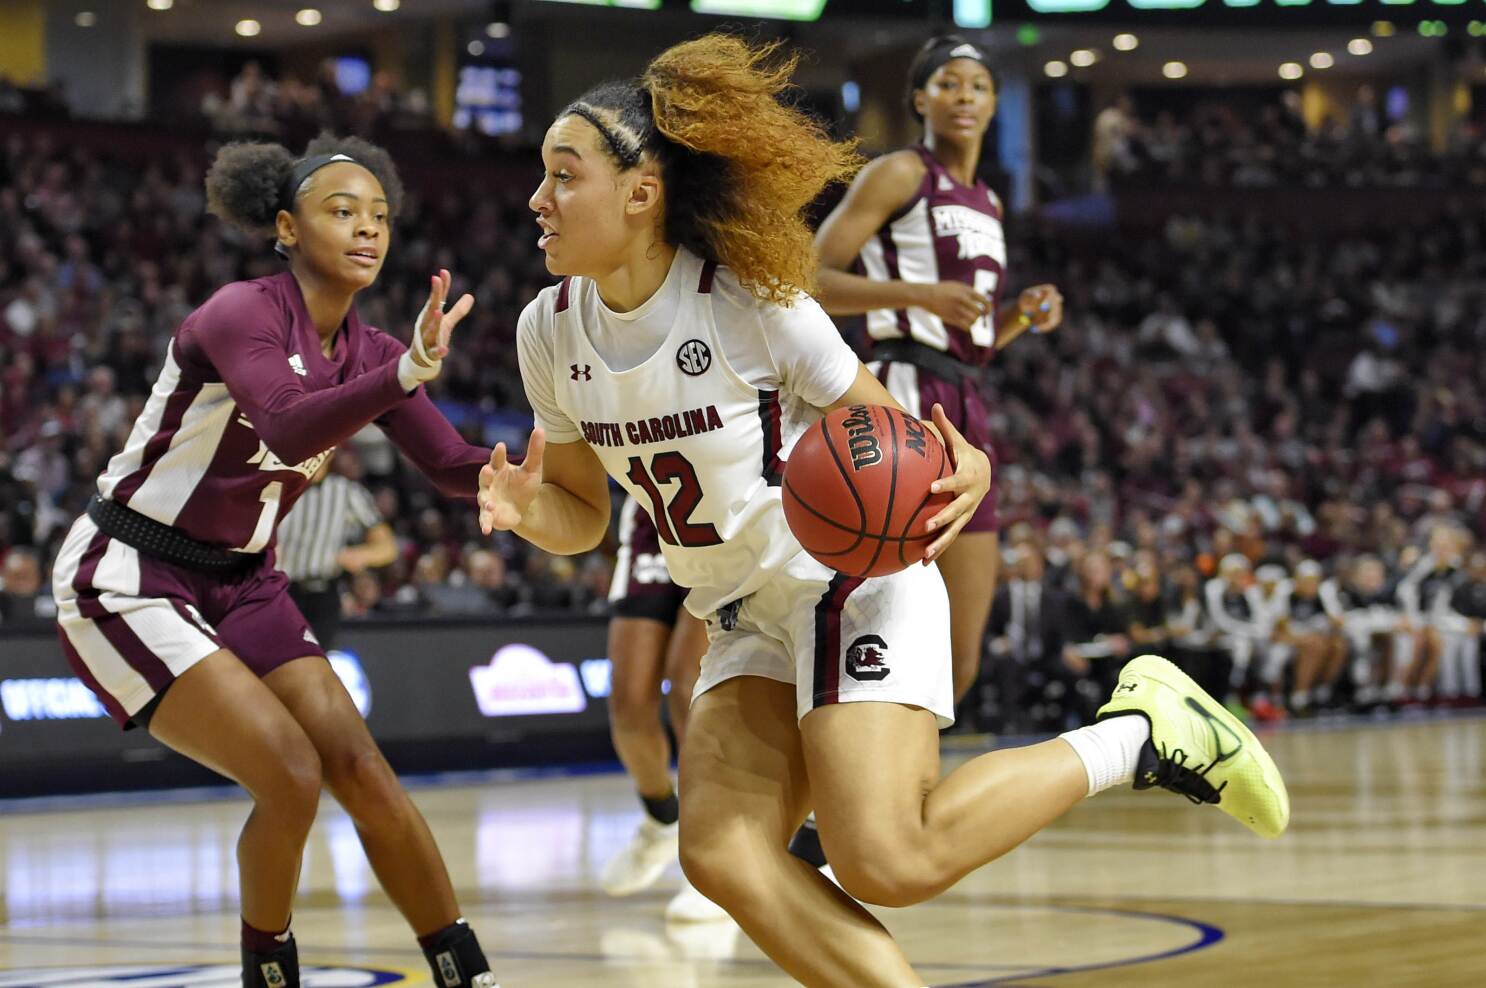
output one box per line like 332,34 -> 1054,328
845,634 -> 891,682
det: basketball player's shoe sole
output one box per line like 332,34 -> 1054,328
600,817 -> 679,896
1097,654 -> 1290,839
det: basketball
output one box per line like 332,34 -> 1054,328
782,404 -> 953,578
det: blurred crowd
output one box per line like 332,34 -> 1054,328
1093,86 -> 1486,190
2,108 -> 1484,733
200,59 -> 437,148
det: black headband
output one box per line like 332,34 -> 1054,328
562,103 -> 645,169
911,40 -> 989,92
279,152 -> 359,212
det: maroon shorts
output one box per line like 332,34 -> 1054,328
52,513 -> 324,729
869,359 -> 1000,534
607,497 -> 687,625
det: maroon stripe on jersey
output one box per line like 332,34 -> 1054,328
112,375 -> 206,506
58,632 -> 131,727
91,610 -> 176,693
555,278 -> 572,313
811,573 -> 864,708
757,390 -> 784,487
71,529 -> 111,597
875,229 -> 913,339
697,260 -> 717,294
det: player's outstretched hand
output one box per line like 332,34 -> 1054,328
923,403 -> 990,562
479,429 -> 545,535
411,269 -> 475,368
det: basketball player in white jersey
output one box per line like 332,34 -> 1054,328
600,496 -> 722,920
51,136 -> 499,988
479,35 -> 1288,986
814,36 -> 1063,711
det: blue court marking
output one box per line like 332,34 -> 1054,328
926,904 -> 1225,986
0,902 -> 1222,983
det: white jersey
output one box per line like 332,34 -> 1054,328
518,248 -> 858,616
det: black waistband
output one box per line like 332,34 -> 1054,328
87,495 -> 263,576
871,338 -> 985,387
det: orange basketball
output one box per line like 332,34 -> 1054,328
782,404 -> 953,578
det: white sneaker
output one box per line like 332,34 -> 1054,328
665,875 -> 732,923
600,816 -> 679,896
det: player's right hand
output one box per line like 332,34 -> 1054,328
917,280 -> 991,330
479,429 -> 545,535
411,269 -> 475,369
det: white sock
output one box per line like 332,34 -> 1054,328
1059,715 -> 1151,797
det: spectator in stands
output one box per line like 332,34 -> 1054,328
0,546 -> 55,628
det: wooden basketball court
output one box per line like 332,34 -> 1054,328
2,716 -> 1481,986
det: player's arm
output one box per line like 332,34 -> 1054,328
815,152 -> 929,316
478,431 -> 611,555
824,365 -> 988,561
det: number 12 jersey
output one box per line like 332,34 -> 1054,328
517,247 -> 859,616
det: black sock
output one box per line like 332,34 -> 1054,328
788,817 -> 829,869
242,918 -> 298,988
419,918 -> 492,987
640,789 -> 679,825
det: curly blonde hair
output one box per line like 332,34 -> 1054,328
560,35 -> 862,304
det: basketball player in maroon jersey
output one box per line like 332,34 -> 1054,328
478,35 -> 1284,987
815,36 -> 1064,706
51,136 -> 501,988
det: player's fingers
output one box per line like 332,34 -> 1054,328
924,512 -> 970,562
521,428 -> 547,474
438,293 -> 476,354
925,489 -> 978,532
931,403 -> 967,453
490,442 -> 508,472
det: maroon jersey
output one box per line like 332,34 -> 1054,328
858,144 -> 1008,367
97,271 -> 486,552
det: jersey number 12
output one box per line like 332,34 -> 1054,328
626,453 -> 722,548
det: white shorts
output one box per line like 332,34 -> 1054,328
692,552 -> 954,728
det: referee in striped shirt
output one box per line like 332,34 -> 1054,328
276,449 -> 397,650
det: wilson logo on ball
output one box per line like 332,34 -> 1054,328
842,405 -> 882,471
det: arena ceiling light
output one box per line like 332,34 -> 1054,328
235,18 -> 261,37
1112,33 -> 1138,52
296,9 -> 322,26
1162,61 -> 1187,80
74,11 -> 96,27
1044,60 -> 1069,79
1347,38 -> 1373,56
1309,52 -> 1334,69
1371,20 -> 1394,38
1278,62 -> 1303,80
146,0 -> 173,10
1070,49 -> 1097,68
373,0 -> 400,11
486,22 -> 511,38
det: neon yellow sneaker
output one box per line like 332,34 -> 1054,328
1098,654 -> 1290,839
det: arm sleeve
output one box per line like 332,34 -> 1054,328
367,335 -> 490,500
516,296 -> 582,443
181,283 -> 409,466
758,294 -> 860,409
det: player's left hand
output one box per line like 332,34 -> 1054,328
923,402 -> 991,562
1018,284 -> 1063,334
411,269 -> 475,368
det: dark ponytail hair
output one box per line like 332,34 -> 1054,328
558,34 -> 860,305
204,133 -> 404,239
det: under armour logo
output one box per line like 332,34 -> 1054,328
1114,682 -> 1139,695
570,364 -> 592,381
